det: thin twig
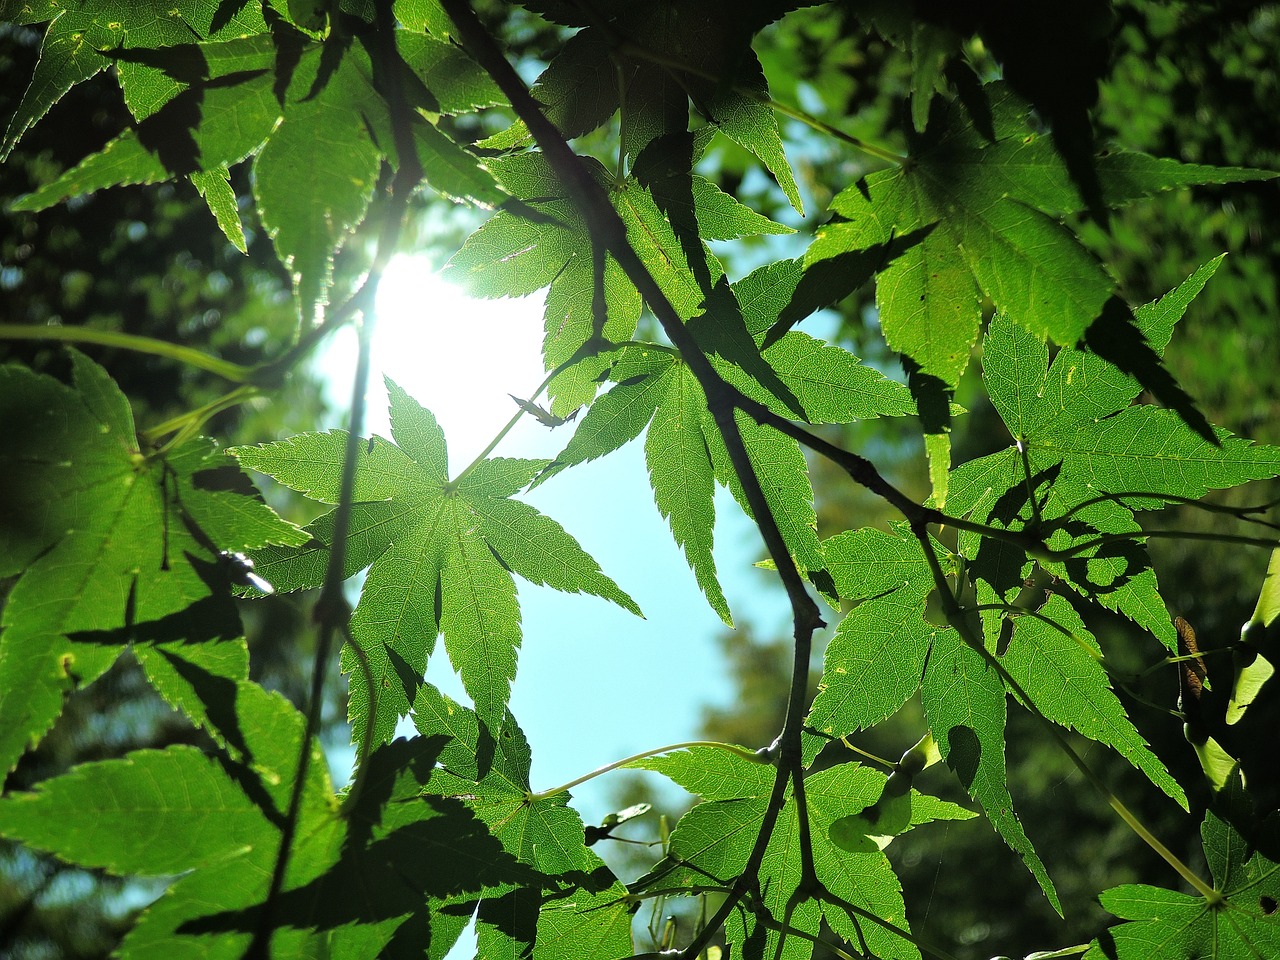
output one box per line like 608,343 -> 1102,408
0,324 -> 253,381
246,6 -> 424,953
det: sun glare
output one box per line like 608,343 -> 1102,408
325,253 -> 560,468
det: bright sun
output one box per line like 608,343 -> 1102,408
324,252 -> 559,468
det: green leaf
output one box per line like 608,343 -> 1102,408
807,85 -> 1271,385
13,61 -> 284,212
1,0 -> 268,161
643,762 -> 965,960
986,255 -> 1226,441
113,681 -> 342,959
408,117 -> 508,207
191,165 -> 248,252
0,746 -> 276,875
808,589 -> 938,734
412,685 -> 631,956
1001,595 -> 1186,807
1086,811 -> 1280,959
235,380 -> 636,735
645,362 -> 732,625
0,355 -> 300,779
706,52 -> 803,213
983,301 -> 1280,509
764,331 -> 919,423
438,517 -> 524,724
533,885 -> 635,960
254,43 -> 382,323
922,628 -> 1061,912
396,31 -> 504,113
537,347 -> 676,484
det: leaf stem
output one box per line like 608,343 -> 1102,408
529,740 -> 766,800
449,355 -> 571,487
0,323 -> 254,382
839,737 -> 896,769
141,384 -> 262,448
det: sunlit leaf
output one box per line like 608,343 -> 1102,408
233,380 -> 638,735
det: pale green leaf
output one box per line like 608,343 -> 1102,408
465,496 -> 641,615
703,407 -> 823,577
191,165 -> 247,253
11,132 -> 169,211
627,745 -> 773,801
808,590 -> 937,734
388,377 -> 450,481
230,430 -> 426,503
254,47 -> 382,323
708,55 -> 802,213
439,515 -> 523,725
394,0 -> 452,35
537,348 -> 674,485
645,365 -> 731,625
764,331 -> 917,423
925,430 -> 951,509
823,525 -> 935,602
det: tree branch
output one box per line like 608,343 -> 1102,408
437,2 -> 824,953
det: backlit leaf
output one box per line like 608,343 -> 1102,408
233,379 -> 637,735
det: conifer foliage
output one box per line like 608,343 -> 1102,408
2,2 -> 1279,958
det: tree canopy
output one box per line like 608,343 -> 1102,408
2,2 -> 1280,959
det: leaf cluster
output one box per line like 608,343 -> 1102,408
2,3 -> 1280,960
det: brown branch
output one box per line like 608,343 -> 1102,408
437,1 -> 825,953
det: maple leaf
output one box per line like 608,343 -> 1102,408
232,379 -> 640,737
805,84 -> 1274,386
0,351 -> 305,780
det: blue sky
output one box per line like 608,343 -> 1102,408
318,254 -> 793,826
